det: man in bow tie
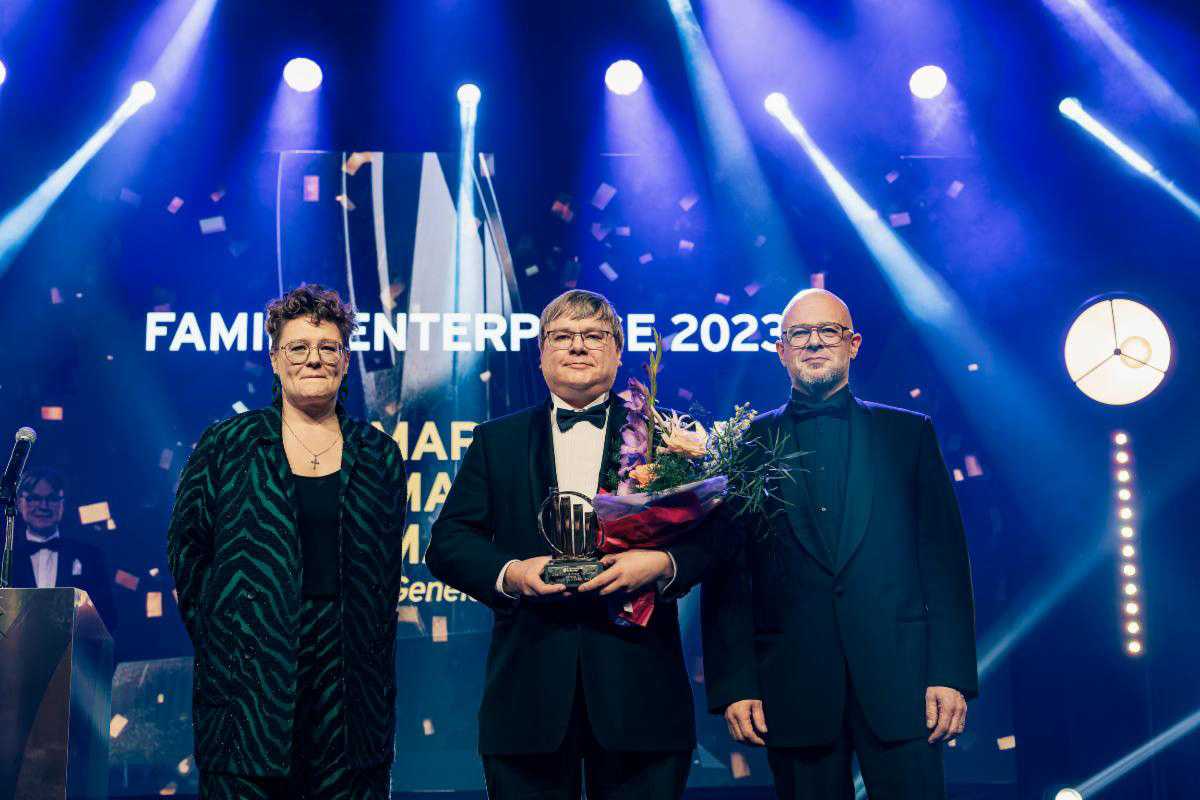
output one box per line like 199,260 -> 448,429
12,467 -> 117,633
701,289 -> 977,799
427,290 -> 715,799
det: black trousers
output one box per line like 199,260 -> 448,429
199,597 -> 392,800
767,670 -> 945,800
482,667 -> 692,800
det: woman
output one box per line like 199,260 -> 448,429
168,284 -> 406,799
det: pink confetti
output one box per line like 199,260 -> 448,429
638,253 -> 653,264
591,182 -> 617,210
965,455 -> 984,477
953,469 -> 965,482
889,212 -> 912,227
50,287 -> 63,304
744,282 -> 761,297
303,175 -> 320,202
432,616 -> 448,642
115,570 -> 140,591
909,388 -> 922,399
885,170 -> 900,184
119,188 -> 142,206
41,406 -> 64,421
678,239 -> 695,253
551,196 -> 574,222
714,293 -> 731,305
677,388 -> 693,401
210,189 -> 225,203
947,180 -> 965,199
679,193 -> 699,212
591,223 -> 611,241
598,262 -> 619,281
167,196 -> 184,214
754,234 -> 767,248
615,226 -> 631,237
159,449 -> 174,470
810,272 -> 826,289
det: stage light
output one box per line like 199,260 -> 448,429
1114,432 -> 1129,445
1060,98 -> 1200,221
1127,640 -> 1143,654
283,57 -> 322,92
1124,583 -> 1138,595
1122,545 -> 1135,558
1054,789 -> 1082,800
1065,296 -> 1171,406
1115,451 -> 1130,463
605,59 -> 644,96
1117,469 -> 1130,482
1125,602 -> 1139,614
1122,564 -> 1137,577
0,59 -> 6,88
456,82 -> 481,106
1121,526 -> 1134,538
764,92 -> 789,117
1119,507 -> 1132,520
1127,621 -> 1141,635
129,80 -> 157,109
1118,488 -> 1132,501
1077,706 -> 1200,795
909,65 -> 948,99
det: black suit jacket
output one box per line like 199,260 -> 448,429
701,397 -> 978,746
425,396 -> 714,755
11,530 -> 118,634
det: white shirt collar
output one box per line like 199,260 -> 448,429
550,391 -> 610,412
26,528 -> 61,544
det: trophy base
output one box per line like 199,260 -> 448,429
541,558 -> 606,588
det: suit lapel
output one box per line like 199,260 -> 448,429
834,398 -> 874,574
527,399 -> 556,523
766,406 -> 836,574
596,396 -> 626,493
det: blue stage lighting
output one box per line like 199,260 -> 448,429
909,65 -> 947,99
0,58 -> 7,88
456,83 -> 481,107
283,57 -> 323,93
763,92 -> 789,117
129,80 -> 157,108
605,60 -> 644,96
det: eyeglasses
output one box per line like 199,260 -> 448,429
20,493 -> 64,506
543,329 -> 613,351
781,323 -> 855,348
275,339 -> 346,365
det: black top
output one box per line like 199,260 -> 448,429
294,471 -> 342,597
787,384 -> 852,561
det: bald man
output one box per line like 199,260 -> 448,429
701,289 -> 977,799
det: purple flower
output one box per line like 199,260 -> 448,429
622,378 -> 650,416
620,418 -> 648,458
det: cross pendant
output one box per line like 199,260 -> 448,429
310,455 -> 320,470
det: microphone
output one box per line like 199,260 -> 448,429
1,427 -> 36,502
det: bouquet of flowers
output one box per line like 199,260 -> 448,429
593,332 -> 795,626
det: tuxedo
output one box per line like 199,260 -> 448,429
11,528 -> 118,633
426,395 -> 714,797
701,394 -> 977,798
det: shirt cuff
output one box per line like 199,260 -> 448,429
496,559 -> 520,599
656,551 -> 679,595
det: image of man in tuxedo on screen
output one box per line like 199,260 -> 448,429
426,289 -> 717,799
11,466 -> 117,633
701,288 -> 977,800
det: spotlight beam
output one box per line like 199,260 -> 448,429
1073,706 -> 1200,796
0,87 -> 152,275
452,83 -> 482,416
1060,98 -> 1200,221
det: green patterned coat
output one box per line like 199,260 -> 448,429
167,403 -> 407,776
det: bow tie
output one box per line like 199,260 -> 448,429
23,537 -> 63,553
556,404 -> 608,433
789,391 -> 850,420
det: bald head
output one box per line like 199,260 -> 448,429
780,288 -> 853,331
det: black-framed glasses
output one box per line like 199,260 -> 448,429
20,493 -> 64,506
275,339 -> 346,365
781,323 -> 855,348
543,329 -> 613,351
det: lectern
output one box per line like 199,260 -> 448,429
0,588 -> 113,800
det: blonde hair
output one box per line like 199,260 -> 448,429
539,289 -> 625,352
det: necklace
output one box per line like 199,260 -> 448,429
281,415 -> 342,471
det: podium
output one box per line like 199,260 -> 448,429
0,588 -> 113,800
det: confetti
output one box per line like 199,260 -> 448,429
303,175 -> 320,202
115,570 -> 140,591
157,693 -> 165,704
714,293 -> 731,306
678,239 -> 695,253
731,752 -> 750,779
41,406 -> 64,421
744,282 -> 761,297
397,605 -> 424,634
50,287 -> 63,304
107,518 -> 117,531
199,216 -> 226,234
159,449 -> 174,470
423,718 -> 436,736
110,715 -> 129,738
119,188 -> 142,206
591,223 -> 611,242
591,182 -> 617,210
335,194 -> 356,211
79,502 -> 111,525
160,782 -> 177,795
885,170 -> 900,184
953,469 -> 965,482
598,262 -> 618,282
167,196 -> 184,214
149,567 -> 160,577
948,738 -> 957,748
479,370 -> 492,383
210,189 -> 226,203
343,152 -> 373,176
997,735 -> 1017,751
967,363 -> 980,372
432,615 -> 448,642
909,388 -> 922,399
615,226 -> 631,237
550,195 -> 574,222
889,212 -> 912,227
810,272 -> 826,289
524,265 -> 540,277
965,455 -> 983,477
754,234 -> 767,248
147,592 -> 163,618
177,758 -> 191,775
638,253 -> 653,264
677,388 -> 693,401
232,401 -> 249,414
389,282 -> 406,301
947,180 -> 965,199
679,193 -> 699,212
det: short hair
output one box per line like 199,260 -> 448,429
19,467 -> 66,497
539,289 -> 624,352
265,284 -> 358,347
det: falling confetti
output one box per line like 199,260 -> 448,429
997,735 -> 1017,751
432,615 -> 448,642
335,194 -> 356,211
591,223 -> 611,242
110,714 -> 129,738
679,193 -> 699,212
947,180 -> 965,199
744,283 -> 761,297
167,196 -> 184,214
714,293 -> 731,306
967,363 -> 980,372
479,370 -> 492,383
199,216 -> 226,235
50,287 -> 63,304
889,212 -> 912,227
615,225 -> 631,237
79,502 -> 112,525
232,401 -> 249,414
551,195 -> 574,222
953,469 -> 965,482
147,592 -> 163,618
159,449 -> 174,470
210,189 -> 226,203
638,253 -> 653,264
885,170 -> 900,184
965,455 -> 983,477
810,272 -> 826,289
303,175 -> 320,202
344,152 -> 372,176
41,406 -> 64,421
591,182 -> 617,210
677,388 -> 693,401
678,239 -> 695,254
119,188 -> 142,206
524,265 -> 540,277
910,388 -> 922,399
115,570 -> 140,591
598,262 -> 618,282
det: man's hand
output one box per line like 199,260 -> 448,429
502,556 -> 568,598
926,686 -> 967,743
724,699 -> 768,746
576,550 -> 673,596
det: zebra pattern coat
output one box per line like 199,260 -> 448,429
167,402 -> 407,777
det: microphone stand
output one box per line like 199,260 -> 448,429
0,495 -> 14,589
